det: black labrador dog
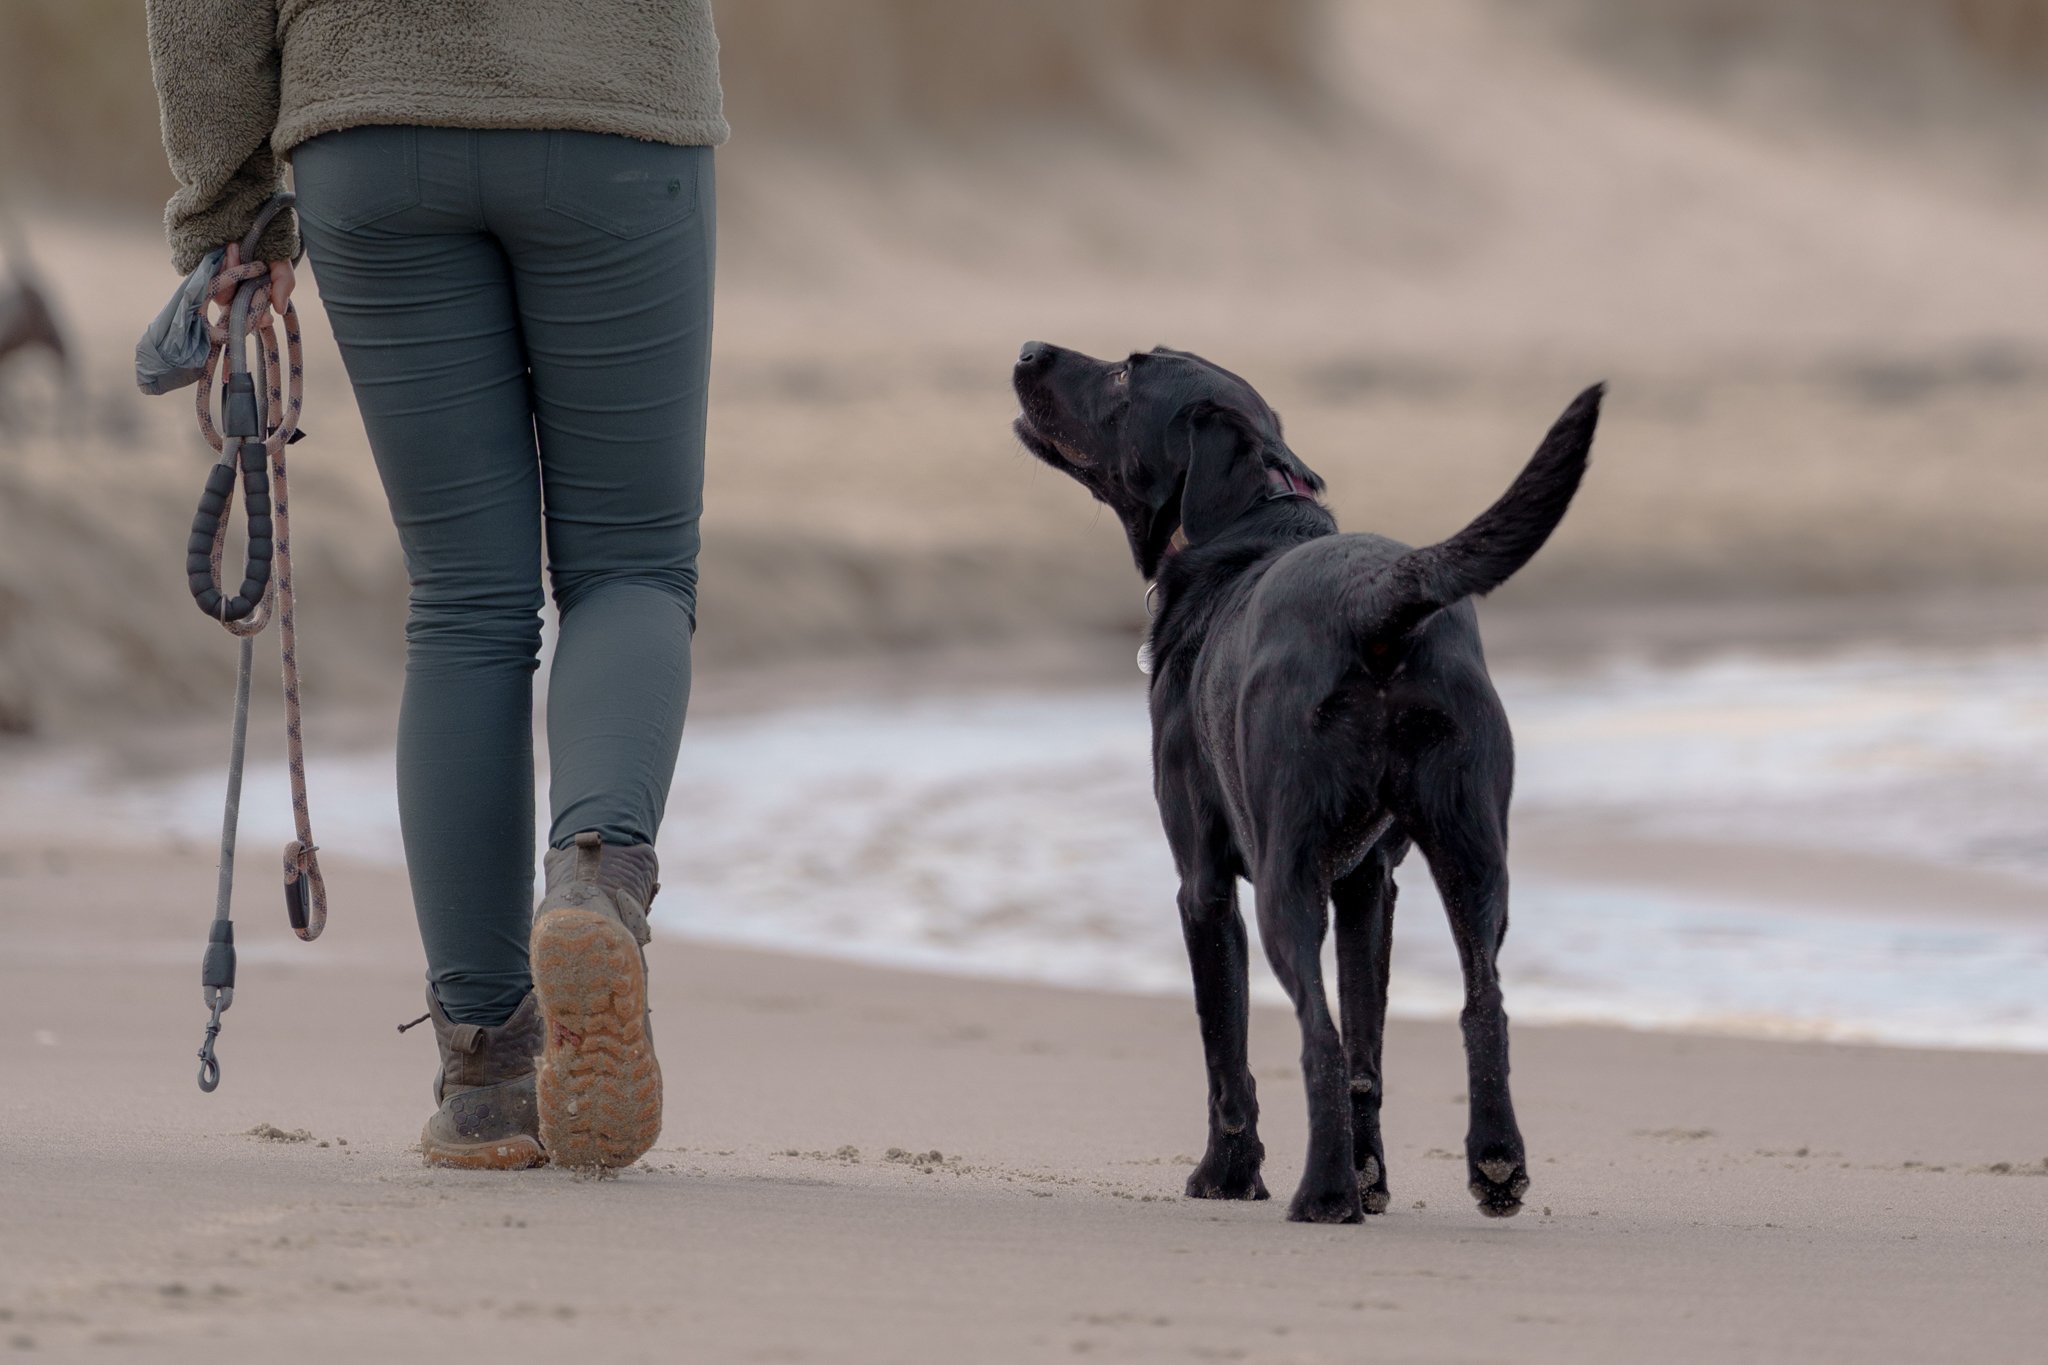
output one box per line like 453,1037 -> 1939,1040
1011,342 -> 1601,1223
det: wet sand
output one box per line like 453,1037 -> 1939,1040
3,844 -> 2045,1363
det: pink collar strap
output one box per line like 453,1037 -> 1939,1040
1164,468 -> 1318,561
1266,468 -> 1317,501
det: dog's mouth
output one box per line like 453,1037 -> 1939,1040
1015,407 -> 1182,575
1012,410 -> 1097,468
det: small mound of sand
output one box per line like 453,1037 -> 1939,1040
244,1123 -> 313,1143
886,1147 -> 969,1174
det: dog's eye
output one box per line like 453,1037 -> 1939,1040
1113,367 -> 1129,386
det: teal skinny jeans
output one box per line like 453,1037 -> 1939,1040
293,126 -> 714,1025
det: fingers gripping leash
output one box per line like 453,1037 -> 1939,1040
181,194 -> 327,1092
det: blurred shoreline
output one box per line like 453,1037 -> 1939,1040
10,611 -> 2047,1055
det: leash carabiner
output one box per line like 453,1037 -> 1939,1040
197,993 -> 227,1093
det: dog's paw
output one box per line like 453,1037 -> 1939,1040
1186,1167 -> 1270,1201
1185,1129 -> 1268,1201
1287,1178 -> 1365,1224
1358,1154 -> 1391,1215
1467,1156 -> 1530,1218
1186,1151 -> 1269,1202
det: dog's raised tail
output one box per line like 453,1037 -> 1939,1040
1364,383 -> 1602,648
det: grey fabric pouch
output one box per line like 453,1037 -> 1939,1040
134,247 -> 222,395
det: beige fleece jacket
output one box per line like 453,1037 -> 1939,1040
146,0 -> 728,273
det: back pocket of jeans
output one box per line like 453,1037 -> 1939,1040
543,130 -> 702,239
291,126 -> 421,230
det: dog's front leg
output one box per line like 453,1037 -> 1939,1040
1256,854 -> 1362,1224
1171,813 -> 1267,1202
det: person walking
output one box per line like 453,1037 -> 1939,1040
145,1 -> 727,1170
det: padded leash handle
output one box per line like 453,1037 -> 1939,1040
187,435 -> 274,622
186,194 -> 294,625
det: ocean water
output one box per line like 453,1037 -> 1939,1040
23,643 -> 2048,1052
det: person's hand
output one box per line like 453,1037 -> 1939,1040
212,242 -> 296,320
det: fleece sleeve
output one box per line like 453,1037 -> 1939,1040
144,0 -> 298,273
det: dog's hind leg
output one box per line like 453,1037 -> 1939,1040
1169,803 -> 1267,1201
1412,816 -> 1528,1218
1333,834 -> 1408,1215
1255,851 -> 1362,1224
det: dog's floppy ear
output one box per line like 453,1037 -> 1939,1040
1177,402 -> 1269,545
1177,401 -> 1291,546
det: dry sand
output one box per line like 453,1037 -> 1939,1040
4,843 -> 2045,1363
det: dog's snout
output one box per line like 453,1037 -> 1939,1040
1017,341 -> 1051,371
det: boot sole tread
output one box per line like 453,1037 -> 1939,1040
531,907 -> 661,1169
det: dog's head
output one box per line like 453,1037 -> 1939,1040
1012,342 -> 1324,579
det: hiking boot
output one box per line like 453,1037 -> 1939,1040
530,831 -> 662,1168
419,988 -> 545,1169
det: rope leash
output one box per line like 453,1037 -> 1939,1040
188,193 -> 326,1093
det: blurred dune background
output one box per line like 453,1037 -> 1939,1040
2,0 -> 2047,736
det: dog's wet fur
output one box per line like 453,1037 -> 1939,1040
1012,342 -> 1602,1222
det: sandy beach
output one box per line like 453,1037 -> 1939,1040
4,841 -> 2046,1363
6,3 -> 2048,1359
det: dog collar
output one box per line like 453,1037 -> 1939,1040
1265,468 -> 1316,501
1142,472 -> 1316,676
1161,471 -> 1306,565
